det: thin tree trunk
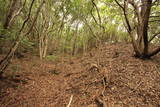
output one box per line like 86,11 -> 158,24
4,0 -> 18,29
0,0 -> 44,75
43,36 -> 48,58
72,23 -> 79,56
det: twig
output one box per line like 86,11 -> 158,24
95,77 -> 107,107
67,95 -> 73,107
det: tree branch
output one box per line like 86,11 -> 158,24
149,31 -> 160,42
0,0 -> 36,74
9,0 -> 27,27
19,0 -> 36,33
91,0 -> 102,25
148,46 -> 160,57
90,5 -> 99,25
25,0 -> 45,36
149,19 -> 160,22
114,0 -> 124,10
114,0 -> 132,33
3,0 -> 18,29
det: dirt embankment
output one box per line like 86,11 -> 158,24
0,43 -> 160,107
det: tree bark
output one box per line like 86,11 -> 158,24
4,0 -> 19,29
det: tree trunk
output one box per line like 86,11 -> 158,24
0,36 -> 21,75
4,0 -> 19,29
0,0 -> 44,75
133,0 -> 152,58
115,0 -> 160,59
39,35 -> 48,60
72,23 -> 79,56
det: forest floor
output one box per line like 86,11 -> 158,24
0,43 -> 160,107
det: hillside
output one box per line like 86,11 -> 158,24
0,43 -> 160,107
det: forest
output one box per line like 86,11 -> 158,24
0,0 -> 160,106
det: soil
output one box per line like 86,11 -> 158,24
0,43 -> 160,107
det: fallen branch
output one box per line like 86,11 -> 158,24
67,95 -> 73,107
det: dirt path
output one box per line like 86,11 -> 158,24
0,43 -> 160,107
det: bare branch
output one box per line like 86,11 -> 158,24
3,0 -> 19,29
114,0 -> 132,33
91,0 -> 102,25
0,0 -> 36,74
90,5 -> 99,25
114,0 -> 124,10
25,0 -> 45,35
19,0 -> 36,33
150,15 -> 160,18
149,19 -> 160,22
148,46 -> 160,57
9,0 -> 27,27
149,31 -> 160,42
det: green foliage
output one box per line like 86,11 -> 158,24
45,55 -> 59,62
11,64 -> 21,73
20,37 -> 35,50
0,0 -> 8,22
0,0 -> 159,57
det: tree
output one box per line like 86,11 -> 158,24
0,0 -> 45,75
3,0 -> 26,29
115,0 -> 160,58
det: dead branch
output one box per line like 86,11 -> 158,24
67,95 -> 73,107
